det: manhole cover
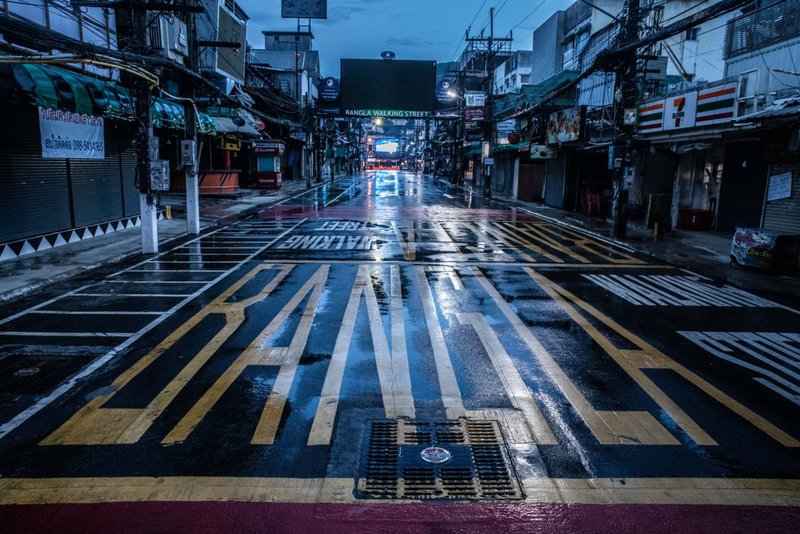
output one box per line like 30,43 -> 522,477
420,446 -> 451,464
14,367 -> 41,377
0,355 -> 95,395
357,419 -> 523,500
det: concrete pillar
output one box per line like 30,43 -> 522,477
140,193 -> 159,254
186,169 -> 200,235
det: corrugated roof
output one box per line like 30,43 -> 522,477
249,50 -> 319,78
494,70 -> 579,118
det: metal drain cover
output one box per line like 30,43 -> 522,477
420,446 -> 451,464
357,419 -> 523,500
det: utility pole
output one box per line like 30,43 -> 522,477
184,3 -> 200,236
464,7 -> 511,198
131,0 -> 158,253
612,0 -> 641,239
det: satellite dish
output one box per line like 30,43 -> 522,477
380,51 -> 396,60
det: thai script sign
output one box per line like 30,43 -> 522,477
39,107 -> 104,159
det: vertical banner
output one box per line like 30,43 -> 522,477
39,107 -> 105,159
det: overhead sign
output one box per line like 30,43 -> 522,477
696,82 -> 738,126
638,100 -> 665,133
320,77 -> 340,102
663,92 -> 698,131
341,59 -> 435,114
644,57 -> 668,81
345,109 -> 432,118
281,0 -> 327,19
39,107 -> 104,159
464,107 -> 484,122
546,107 -> 585,145
465,91 -> 486,108
436,80 -> 455,105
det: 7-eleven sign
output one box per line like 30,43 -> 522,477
663,92 -> 697,131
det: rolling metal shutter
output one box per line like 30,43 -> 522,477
118,125 -> 139,218
544,157 -> 566,209
762,163 -> 800,234
0,105 -> 71,242
69,121 -> 124,227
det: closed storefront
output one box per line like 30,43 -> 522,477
0,63 -> 143,259
762,162 -> 800,234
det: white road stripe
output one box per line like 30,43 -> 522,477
0,219 -> 307,441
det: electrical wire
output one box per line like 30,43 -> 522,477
449,0 -> 490,62
511,0 -> 548,30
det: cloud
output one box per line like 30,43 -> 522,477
384,37 -> 448,48
328,4 -> 369,23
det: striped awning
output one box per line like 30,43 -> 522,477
10,63 -> 215,133
12,63 -> 134,119
153,99 -> 216,134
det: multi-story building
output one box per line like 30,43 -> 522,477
249,31 -> 321,105
493,51 -> 533,95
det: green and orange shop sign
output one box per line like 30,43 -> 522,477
637,82 -> 738,134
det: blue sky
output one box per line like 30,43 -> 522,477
240,0 -> 575,77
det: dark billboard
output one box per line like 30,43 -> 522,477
341,59 -> 435,116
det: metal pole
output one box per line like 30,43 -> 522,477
184,3 -> 200,235
484,7 -> 495,198
612,0 -> 640,239
133,0 -> 157,253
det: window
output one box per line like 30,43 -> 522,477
576,28 -> 590,54
738,69 -> 759,116
685,27 -> 699,41
563,36 -> 575,66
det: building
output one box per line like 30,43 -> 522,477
532,10 -> 566,84
493,51 -> 533,95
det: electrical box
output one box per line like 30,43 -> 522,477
623,166 -> 636,190
150,160 -> 170,191
180,140 -> 197,168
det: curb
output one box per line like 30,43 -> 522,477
0,176 -> 355,304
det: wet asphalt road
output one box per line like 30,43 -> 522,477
0,171 -> 799,531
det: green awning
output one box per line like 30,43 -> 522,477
12,63 -> 133,119
154,99 -> 216,134
493,143 -> 529,153
10,63 -> 217,134
152,98 -> 184,130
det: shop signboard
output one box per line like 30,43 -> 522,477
696,82 -> 738,126
39,107 -> 104,159
638,100 -> 665,133
320,77 -> 340,102
546,106 -> 585,145
465,91 -> 486,108
663,92 -> 698,131
436,80 -> 456,105
281,0 -> 327,19
464,107 -> 484,122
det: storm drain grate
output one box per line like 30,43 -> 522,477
357,419 -> 523,500
0,354 -> 95,395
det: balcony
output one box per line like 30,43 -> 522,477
725,0 -> 800,59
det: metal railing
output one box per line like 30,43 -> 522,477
725,0 -> 800,59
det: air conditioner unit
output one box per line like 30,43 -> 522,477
150,16 -> 188,62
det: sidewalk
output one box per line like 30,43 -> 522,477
0,179 -> 321,303
488,190 -> 800,303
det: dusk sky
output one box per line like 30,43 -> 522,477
240,0 -> 575,77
